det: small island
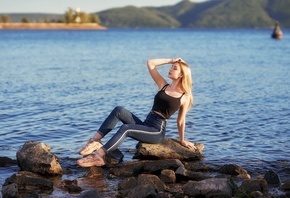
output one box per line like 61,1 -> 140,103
0,22 -> 106,30
0,8 -> 106,30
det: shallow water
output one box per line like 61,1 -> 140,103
1,28 -> 290,189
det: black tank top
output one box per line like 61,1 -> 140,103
152,84 -> 184,119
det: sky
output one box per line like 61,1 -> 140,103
0,0 -> 208,14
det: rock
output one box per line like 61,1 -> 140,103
58,179 -> 82,193
219,164 -> 250,179
160,169 -> 176,183
0,157 -> 17,167
184,161 -> 214,172
3,171 -> 53,196
250,191 -> 264,198
280,180 -> 290,192
137,174 -> 167,191
83,166 -> 105,178
264,169 -> 281,186
183,178 -> 233,198
239,179 -> 268,196
1,183 -> 18,198
79,189 -> 101,198
175,166 -> 211,181
118,174 -> 167,198
16,141 -> 62,175
127,184 -> 157,198
134,138 -> 204,161
109,159 -> 183,177
118,177 -> 138,191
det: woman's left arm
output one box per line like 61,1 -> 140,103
177,95 -> 196,149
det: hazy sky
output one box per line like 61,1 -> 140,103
0,0 -> 208,14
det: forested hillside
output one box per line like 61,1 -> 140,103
97,0 -> 290,28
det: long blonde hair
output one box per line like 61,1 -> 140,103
179,61 -> 194,110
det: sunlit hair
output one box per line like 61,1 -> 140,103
177,61 -> 194,111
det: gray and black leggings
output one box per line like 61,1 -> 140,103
97,106 -> 167,152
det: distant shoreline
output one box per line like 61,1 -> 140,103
0,23 -> 107,30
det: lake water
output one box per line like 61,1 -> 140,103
1,28 -> 290,185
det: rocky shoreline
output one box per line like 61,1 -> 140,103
0,23 -> 107,30
1,139 -> 290,198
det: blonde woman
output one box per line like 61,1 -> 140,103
77,58 -> 195,167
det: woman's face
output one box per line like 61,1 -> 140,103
168,62 -> 183,80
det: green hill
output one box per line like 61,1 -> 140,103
96,0 -> 290,28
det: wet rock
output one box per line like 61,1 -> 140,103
175,166 -> 211,181
250,191 -> 264,198
184,161 -> 214,172
58,179 -> 82,193
1,183 -> 18,198
264,169 -> 281,186
79,189 -> 101,198
0,157 -> 17,167
160,169 -> 176,183
83,167 -> 105,178
118,177 -> 138,191
239,179 -> 268,196
109,159 -> 183,177
118,174 -> 166,198
219,164 -> 250,179
16,141 -> 62,175
3,171 -> 53,196
183,178 -> 232,198
280,180 -> 290,191
134,138 -> 204,161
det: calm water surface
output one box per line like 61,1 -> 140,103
1,29 -> 290,186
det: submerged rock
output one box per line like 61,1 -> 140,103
16,141 -> 62,175
134,138 -> 204,160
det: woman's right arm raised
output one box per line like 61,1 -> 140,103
147,58 -> 172,89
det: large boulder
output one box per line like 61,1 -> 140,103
183,178 -> 233,198
134,138 -> 204,161
2,171 -> 53,197
16,141 -> 62,175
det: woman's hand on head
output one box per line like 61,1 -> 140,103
172,58 -> 186,64
180,140 -> 196,150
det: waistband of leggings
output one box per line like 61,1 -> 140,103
149,111 -> 167,121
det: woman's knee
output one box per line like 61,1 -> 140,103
112,106 -> 126,114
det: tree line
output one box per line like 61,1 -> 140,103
0,8 -> 101,24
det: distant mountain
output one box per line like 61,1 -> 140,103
97,0 -> 290,28
2,0 -> 290,28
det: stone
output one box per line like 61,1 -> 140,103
118,174 -> 167,198
1,183 -> 18,198
280,180 -> 290,192
219,164 -> 250,179
109,159 -> 183,177
239,179 -> 268,196
264,169 -> 281,186
58,179 -> 82,193
160,169 -> 176,183
0,157 -> 16,167
79,189 -> 101,198
175,166 -> 211,181
16,141 -> 62,175
134,138 -> 204,161
3,171 -> 53,196
183,178 -> 233,198
118,177 -> 137,191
